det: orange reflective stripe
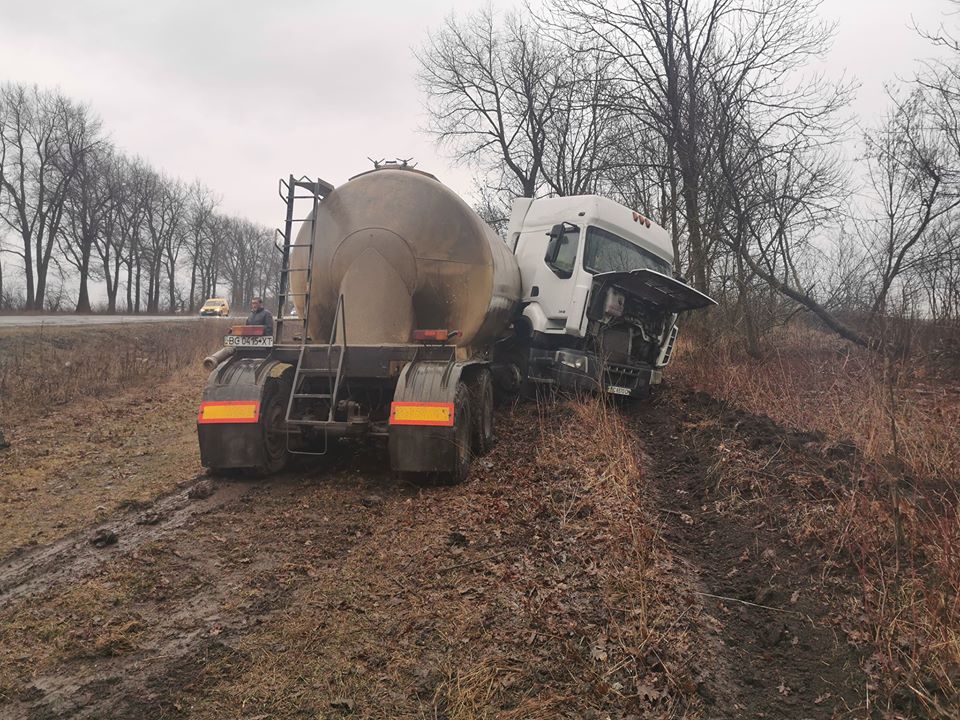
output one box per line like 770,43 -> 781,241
198,401 -> 261,424
389,402 -> 455,427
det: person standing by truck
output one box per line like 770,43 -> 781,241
246,296 -> 274,335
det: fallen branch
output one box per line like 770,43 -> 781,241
694,590 -> 806,617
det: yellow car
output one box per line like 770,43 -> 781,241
199,298 -> 230,317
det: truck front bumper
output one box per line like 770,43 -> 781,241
530,349 -> 661,398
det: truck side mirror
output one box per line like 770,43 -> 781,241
544,224 -> 565,265
544,223 -> 579,279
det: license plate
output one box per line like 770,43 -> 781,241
224,334 -> 274,347
606,385 -> 633,396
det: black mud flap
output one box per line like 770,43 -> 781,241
197,357 -> 291,470
388,361 -> 467,474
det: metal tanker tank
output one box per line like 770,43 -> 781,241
290,166 -> 521,354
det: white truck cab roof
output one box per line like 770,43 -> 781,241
507,195 -> 673,267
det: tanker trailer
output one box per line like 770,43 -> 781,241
197,165 -> 522,482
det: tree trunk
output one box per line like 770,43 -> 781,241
135,260 -> 142,314
125,259 -> 134,313
76,276 -> 91,313
34,272 -> 46,311
75,246 -> 93,313
167,266 -> 177,312
21,230 -> 35,310
188,263 -> 197,312
680,174 -> 707,291
738,244 -> 873,350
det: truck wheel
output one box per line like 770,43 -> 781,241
469,369 -> 495,455
255,380 -> 290,475
439,382 -> 472,485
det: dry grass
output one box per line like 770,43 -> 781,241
0,320 -> 228,420
0,322 -> 222,554
526,396 -> 699,716
671,324 -> 960,716
672,325 -> 960,479
177,398 -> 706,719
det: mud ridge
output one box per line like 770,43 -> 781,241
0,477 -> 250,608
631,388 -> 867,718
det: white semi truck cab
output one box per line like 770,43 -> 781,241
504,194 -> 716,396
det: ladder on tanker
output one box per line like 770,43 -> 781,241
275,175 -> 347,455
284,295 -> 347,428
275,175 -> 333,344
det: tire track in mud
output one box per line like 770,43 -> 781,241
0,448 -> 407,720
630,389 -> 866,719
0,476 -> 274,719
0,478 -> 248,607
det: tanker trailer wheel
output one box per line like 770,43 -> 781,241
439,382 -> 473,486
255,379 -> 291,476
468,369 -> 495,455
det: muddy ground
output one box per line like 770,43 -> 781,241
0,371 -> 206,554
635,392 -> 869,717
0,364 -> 887,719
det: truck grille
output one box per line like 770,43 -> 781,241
603,362 -> 643,389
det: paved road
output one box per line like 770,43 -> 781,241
0,314 -> 226,328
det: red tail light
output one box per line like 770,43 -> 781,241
413,329 -> 453,343
230,325 -> 266,336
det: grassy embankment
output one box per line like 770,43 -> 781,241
0,321 -> 229,553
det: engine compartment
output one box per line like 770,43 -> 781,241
587,283 -> 671,365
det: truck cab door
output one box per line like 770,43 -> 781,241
515,223 -> 582,333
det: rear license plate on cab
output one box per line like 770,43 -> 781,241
224,335 -> 274,348
606,385 -> 633,396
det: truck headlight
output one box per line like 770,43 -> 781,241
557,351 -> 587,370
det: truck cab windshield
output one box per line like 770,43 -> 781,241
583,226 -> 671,275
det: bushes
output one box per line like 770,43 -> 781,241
0,320 -> 228,419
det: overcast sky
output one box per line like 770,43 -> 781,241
0,0 -> 953,232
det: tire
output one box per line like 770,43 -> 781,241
254,379 -> 291,475
439,382 -> 472,485
468,369 -> 495,455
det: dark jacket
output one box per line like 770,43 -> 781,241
246,307 -> 274,334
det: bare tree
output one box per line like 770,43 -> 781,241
716,114 -> 862,349
184,181 -> 220,312
141,170 -> 186,313
61,144 -> 113,312
543,0 -> 725,290
218,217 -> 276,310
203,213 -> 228,300
94,155 -> 136,314
115,158 -> 151,314
542,0 -> 853,300
539,46 -> 625,196
417,6 -> 566,198
161,187 -> 188,312
0,82 -> 275,317
0,84 -> 102,309
859,90 -> 960,321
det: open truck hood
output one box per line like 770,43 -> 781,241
591,269 -> 716,314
